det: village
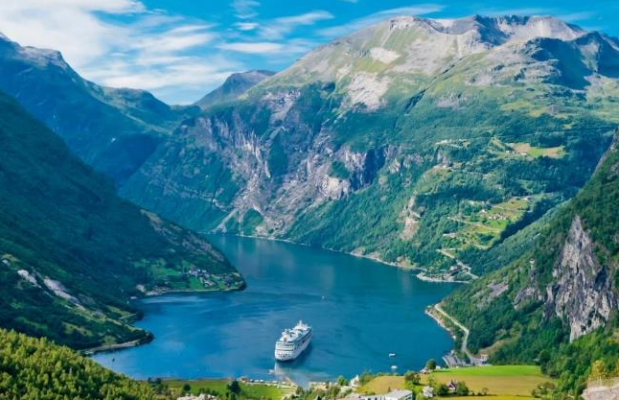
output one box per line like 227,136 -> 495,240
186,267 -> 240,289
172,362 -> 552,400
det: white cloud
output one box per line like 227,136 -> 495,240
218,39 -> 314,56
259,10 -> 334,39
232,0 -> 260,19
235,22 -> 260,31
133,29 -> 215,53
480,8 -> 551,17
0,0 -> 239,104
218,41 -> 285,54
318,4 -> 445,38
556,11 -> 598,23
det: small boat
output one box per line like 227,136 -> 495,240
389,353 -> 396,358
391,365 -> 398,371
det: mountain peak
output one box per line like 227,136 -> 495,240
196,69 -> 276,109
266,14 -> 599,90
383,14 -> 584,43
0,32 -> 67,70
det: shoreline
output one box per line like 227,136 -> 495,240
83,334 -> 153,355
425,306 -> 458,341
416,272 -> 471,284
427,303 -> 484,366
143,282 -> 246,297
209,232 -> 470,284
84,282 -> 246,356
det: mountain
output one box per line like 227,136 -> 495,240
443,132 -> 619,396
0,33 -> 199,184
0,89 -> 243,349
121,15 -> 619,279
196,70 -> 276,109
0,328 -> 163,399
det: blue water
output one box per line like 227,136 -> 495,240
94,236 -> 457,385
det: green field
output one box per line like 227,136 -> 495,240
426,366 -> 552,396
359,375 -> 405,394
509,142 -> 566,159
163,378 -> 295,399
359,366 -> 552,398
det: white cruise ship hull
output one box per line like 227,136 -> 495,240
274,332 -> 311,361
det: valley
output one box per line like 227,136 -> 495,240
0,7 -> 619,400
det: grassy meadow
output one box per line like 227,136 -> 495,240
359,366 -> 553,398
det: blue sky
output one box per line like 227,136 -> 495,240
0,0 -> 617,104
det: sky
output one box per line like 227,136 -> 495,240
0,0 -> 617,104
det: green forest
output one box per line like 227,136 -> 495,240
0,328 -> 161,399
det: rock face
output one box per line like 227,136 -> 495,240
546,216 -> 618,341
121,15 -> 619,275
583,380 -> 619,400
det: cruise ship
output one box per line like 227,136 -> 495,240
274,321 -> 312,361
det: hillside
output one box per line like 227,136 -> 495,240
196,70 -> 276,109
0,89 -> 242,349
121,15 -> 619,279
0,328 -> 164,399
0,33 -> 199,184
443,133 -> 619,396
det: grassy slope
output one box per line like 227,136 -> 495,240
0,89 -> 241,349
443,135 -> 619,395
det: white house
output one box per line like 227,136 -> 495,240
422,386 -> 434,398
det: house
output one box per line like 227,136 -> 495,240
447,380 -> 458,392
349,375 -> 360,388
422,386 -> 434,398
361,389 -> 412,400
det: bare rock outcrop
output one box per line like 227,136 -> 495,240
545,216 -> 618,341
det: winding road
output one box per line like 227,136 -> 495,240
434,303 -> 483,366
